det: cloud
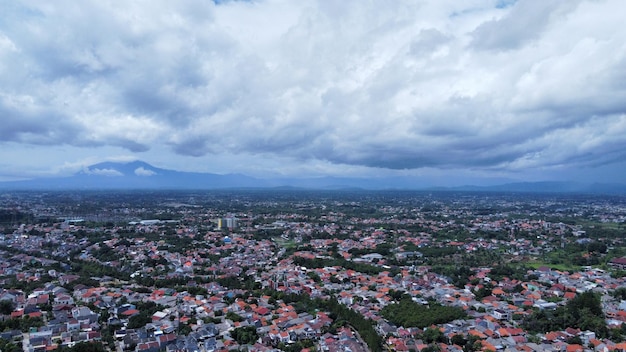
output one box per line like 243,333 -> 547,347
85,168 -> 124,177
134,167 -> 156,176
0,0 -> 625,179
470,1 -> 581,51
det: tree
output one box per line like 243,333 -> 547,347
567,336 -> 583,345
613,287 -> 626,300
522,291 -> 608,337
57,341 -> 106,352
230,326 -> 258,345
307,271 -> 321,283
421,344 -> 441,352
0,300 -> 15,315
127,313 -> 151,329
463,335 -> 482,352
381,298 -> 466,328
225,311 -> 244,322
422,328 -> 445,344
450,334 -> 466,346
0,338 -> 20,352
178,323 -> 192,335
474,284 -> 493,301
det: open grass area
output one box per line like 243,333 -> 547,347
273,237 -> 298,249
574,220 -> 624,230
526,261 -> 580,272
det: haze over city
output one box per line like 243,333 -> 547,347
1,0 -> 625,186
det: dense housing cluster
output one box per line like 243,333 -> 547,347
1,190 -> 626,352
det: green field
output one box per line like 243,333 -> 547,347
525,261 -> 580,272
273,237 -> 298,249
574,220 -> 624,230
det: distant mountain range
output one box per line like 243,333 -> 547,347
0,161 -> 262,190
1,160 -> 625,194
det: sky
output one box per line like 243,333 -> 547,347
1,0 -> 626,186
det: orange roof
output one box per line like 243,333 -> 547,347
11,310 -> 23,318
492,288 -> 505,295
122,309 -> 139,316
589,339 -> 603,347
544,332 -> 558,341
468,330 -> 487,339
481,341 -> 497,351
506,327 -> 524,336
497,328 -> 509,337
566,344 -> 584,352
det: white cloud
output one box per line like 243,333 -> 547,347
86,168 -> 124,177
134,167 -> 156,176
0,0 -> 625,182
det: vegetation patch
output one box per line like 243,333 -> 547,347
381,298 -> 466,328
522,291 -> 608,337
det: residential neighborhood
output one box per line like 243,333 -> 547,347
1,190 -> 626,352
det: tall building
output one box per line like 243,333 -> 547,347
224,217 -> 238,229
216,216 -> 238,230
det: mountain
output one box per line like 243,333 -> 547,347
0,161 -> 264,190
447,182 -> 626,194
0,161 -> 625,193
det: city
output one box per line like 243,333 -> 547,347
0,190 -> 625,352
3,1 -> 626,352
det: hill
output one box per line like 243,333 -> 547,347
1,161 -> 625,193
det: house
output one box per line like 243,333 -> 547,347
492,309 -> 510,321
54,294 -> 74,305
533,300 -> 558,310
0,291 -> 19,303
152,311 -> 168,322
609,258 -> 626,270
59,275 -> 80,286
136,340 -> 160,352
0,330 -> 22,342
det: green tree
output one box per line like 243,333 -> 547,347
127,313 -> 151,329
422,327 -> 445,343
450,334 -> 466,346
381,298 -> 466,328
522,291 -> 608,337
0,338 -> 21,352
0,300 -> 15,315
230,326 -> 258,345
57,341 -> 106,352
225,311 -> 244,322
178,323 -> 192,335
